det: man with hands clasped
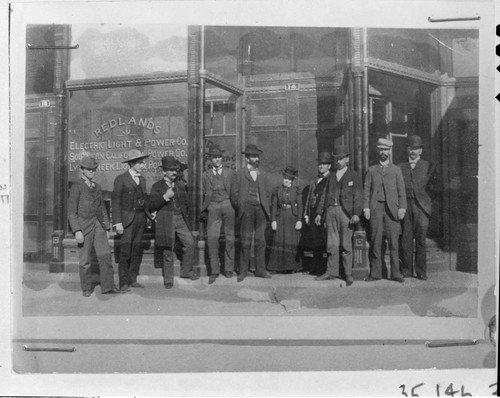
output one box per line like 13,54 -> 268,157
68,156 -> 121,297
363,138 -> 407,283
314,146 -> 362,286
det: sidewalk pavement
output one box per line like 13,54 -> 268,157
22,262 -> 478,318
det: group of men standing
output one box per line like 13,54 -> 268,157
68,135 -> 434,297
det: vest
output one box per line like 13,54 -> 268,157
211,173 -> 229,203
246,177 -> 260,205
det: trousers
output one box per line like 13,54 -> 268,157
325,206 -> 354,277
156,214 -> 196,284
239,203 -> 267,276
79,219 -> 115,291
206,200 -> 235,275
369,202 -> 402,279
118,210 -> 146,288
400,198 -> 429,277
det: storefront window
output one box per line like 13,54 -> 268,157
68,82 -> 189,195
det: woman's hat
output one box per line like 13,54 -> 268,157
160,156 -> 180,170
79,156 -> 99,170
122,149 -> 150,163
242,144 -> 263,156
282,165 -> 298,179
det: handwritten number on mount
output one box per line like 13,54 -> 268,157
489,383 -> 497,395
400,383 -> 424,396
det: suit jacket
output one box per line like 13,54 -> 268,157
201,167 -> 235,211
68,179 -> 110,236
364,163 -> 407,220
112,171 -> 148,228
149,178 -> 190,247
270,184 -> 303,222
316,168 -> 363,219
303,174 -> 329,219
230,167 -> 271,220
398,159 -> 433,217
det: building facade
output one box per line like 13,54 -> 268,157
23,24 -> 479,272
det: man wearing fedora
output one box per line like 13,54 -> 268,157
230,144 -> 272,282
112,149 -> 150,291
68,156 -> 121,297
315,146 -> 362,286
302,151 -> 332,276
398,135 -> 435,280
363,138 -> 407,283
150,156 -> 198,288
201,144 -> 236,284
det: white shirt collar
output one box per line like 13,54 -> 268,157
336,167 -> 348,180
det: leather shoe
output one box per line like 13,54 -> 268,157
364,276 -> 381,282
119,286 -> 131,293
392,276 -> 405,283
314,274 -> 335,281
164,282 -> 174,289
417,274 -> 428,280
237,273 -> 247,282
82,290 -> 92,297
255,273 -> 271,279
181,274 -> 200,281
130,282 -> 144,288
208,274 -> 219,284
224,271 -> 234,278
102,288 -> 121,294
345,276 -> 354,286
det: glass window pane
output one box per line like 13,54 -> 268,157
68,83 -> 188,193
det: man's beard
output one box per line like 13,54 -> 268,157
249,159 -> 260,168
379,153 -> 388,161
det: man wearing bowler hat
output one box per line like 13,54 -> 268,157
112,148 -> 150,291
398,135 -> 435,280
302,151 -> 332,276
149,156 -> 199,288
230,144 -> 272,282
201,144 -> 236,284
363,138 -> 407,283
68,156 -> 121,297
315,146 -> 362,286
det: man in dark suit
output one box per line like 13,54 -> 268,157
302,151 -> 332,275
150,156 -> 199,289
68,156 -> 121,297
230,144 -> 272,282
201,144 -> 236,284
315,146 -> 362,286
112,149 -> 150,291
398,135 -> 434,280
363,138 -> 407,283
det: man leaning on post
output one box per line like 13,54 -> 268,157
68,156 -> 122,297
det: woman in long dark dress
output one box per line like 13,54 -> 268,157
267,166 -> 303,273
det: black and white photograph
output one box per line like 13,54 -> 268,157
1,0 -> 498,396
